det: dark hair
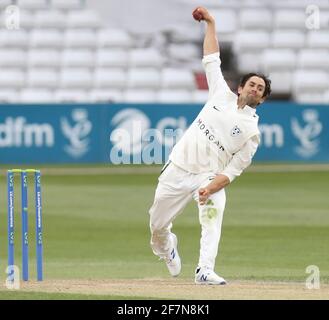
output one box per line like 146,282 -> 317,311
239,73 -> 271,98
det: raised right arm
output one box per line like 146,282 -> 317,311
194,7 -> 219,56
193,7 -> 235,100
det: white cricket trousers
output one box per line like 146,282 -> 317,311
149,162 -> 226,270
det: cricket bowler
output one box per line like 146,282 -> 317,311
149,6 -> 271,285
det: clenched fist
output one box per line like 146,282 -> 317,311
192,7 -> 215,23
198,188 -> 210,205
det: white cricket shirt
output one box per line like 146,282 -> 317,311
169,52 -> 260,182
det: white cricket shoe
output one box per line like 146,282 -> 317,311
163,234 -> 181,277
195,267 -> 227,285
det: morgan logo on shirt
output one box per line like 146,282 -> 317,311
231,125 -> 242,137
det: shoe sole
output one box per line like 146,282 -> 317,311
195,280 -> 227,285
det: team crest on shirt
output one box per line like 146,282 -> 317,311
231,125 -> 242,137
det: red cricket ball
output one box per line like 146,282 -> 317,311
192,8 -> 203,22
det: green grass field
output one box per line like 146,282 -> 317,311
0,164 -> 328,299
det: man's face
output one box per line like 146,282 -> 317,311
238,76 -> 266,107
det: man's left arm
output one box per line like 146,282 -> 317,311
198,136 -> 259,205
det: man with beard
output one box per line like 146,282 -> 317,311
148,6 -> 271,285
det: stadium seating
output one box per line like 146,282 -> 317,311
123,89 -> 157,103
320,10 -> 329,29
295,92 -> 327,104
89,89 -> 123,102
59,68 -> 93,88
271,30 -> 305,49
62,49 -> 95,67
0,69 -> 25,88
268,71 -> 293,94
293,70 -> 328,92
97,29 -> 132,48
64,29 -> 97,48
239,9 -> 272,30
261,49 -> 297,72
54,89 -> 88,102
211,9 -> 238,35
0,0 -> 328,104
273,10 -> 306,29
127,68 -> 161,89
19,89 -> 53,103
20,89 -> 54,103
306,31 -> 329,48
0,49 -> 27,67
95,49 -> 128,68
94,69 -> 127,89
17,0 -> 49,10
167,43 -> 200,62
0,30 -> 28,47
0,0 -> 13,10
129,48 -> 164,68
192,90 -> 209,103
66,10 -> 101,29
26,69 -> 58,88
28,49 -> 61,67
0,89 -> 19,102
234,31 -> 271,51
297,49 -> 329,69
157,89 -> 191,103
325,90 -> 329,103
15,10 -> 34,29
161,68 -> 196,89
50,0 -> 83,10
34,10 -> 67,29
30,29 -> 63,48
237,52 -> 262,74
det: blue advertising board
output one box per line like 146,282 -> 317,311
0,102 -> 328,164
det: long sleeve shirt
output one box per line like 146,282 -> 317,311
169,52 -> 260,182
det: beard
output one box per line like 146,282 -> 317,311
245,95 -> 258,108
238,94 -> 258,108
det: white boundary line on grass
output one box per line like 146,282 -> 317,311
35,164 -> 329,175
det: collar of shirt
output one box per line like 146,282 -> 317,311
237,104 -> 257,117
